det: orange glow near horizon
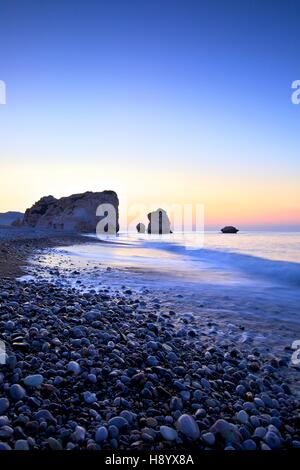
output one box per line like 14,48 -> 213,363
0,162 -> 299,228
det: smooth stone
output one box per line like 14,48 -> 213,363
108,416 -> 128,430
236,384 -> 246,396
0,426 -> 13,438
202,432 -> 215,446
264,431 -> 281,449
120,410 -> 133,424
200,378 -> 211,390
250,415 -> 260,428
146,356 -> 158,366
0,443 -> 11,450
167,352 -> 178,363
270,417 -> 281,429
253,427 -> 266,439
67,361 -> 81,375
47,437 -> 63,450
24,374 -> 44,388
170,396 -> 183,411
176,414 -> 200,441
243,439 -> 256,450
15,440 -> 30,450
95,426 -> 108,442
261,443 -> 271,450
10,384 -> 26,401
260,393 -> 274,408
254,397 -> 265,408
83,391 -> 97,404
108,425 -> 119,438
236,410 -> 249,424
160,426 -> 178,441
34,409 -> 55,422
210,419 -> 241,444
72,426 -> 86,442
0,417 -> 9,426
0,398 -> 10,415
87,374 -> 97,384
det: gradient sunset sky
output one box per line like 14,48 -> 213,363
0,0 -> 299,229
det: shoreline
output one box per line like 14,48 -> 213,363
0,227 -> 99,278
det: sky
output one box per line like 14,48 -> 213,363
0,0 -> 299,229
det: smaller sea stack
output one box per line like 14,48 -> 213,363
221,226 -> 239,233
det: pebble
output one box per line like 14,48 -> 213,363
253,427 -> 266,439
67,361 -> 81,375
15,440 -> 29,450
10,384 -> 26,401
0,426 -> 13,438
236,410 -> 249,424
34,409 -> 56,422
243,439 -> 256,450
202,432 -> 215,446
95,426 -> 108,442
83,391 -> 97,404
47,437 -> 63,450
160,426 -> 178,441
24,374 -> 44,388
176,414 -> 200,441
72,426 -> 86,443
0,398 -> 10,415
108,416 -> 128,430
264,431 -> 281,449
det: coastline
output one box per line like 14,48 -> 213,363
0,228 -> 299,450
0,227 -> 99,278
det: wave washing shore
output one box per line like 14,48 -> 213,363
0,230 -> 300,450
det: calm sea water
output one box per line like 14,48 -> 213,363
53,231 -> 300,288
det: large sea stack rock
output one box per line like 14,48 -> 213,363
22,191 -> 119,233
221,226 -> 239,233
147,208 -> 172,234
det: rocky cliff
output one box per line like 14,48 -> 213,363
22,191 -> 119,233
